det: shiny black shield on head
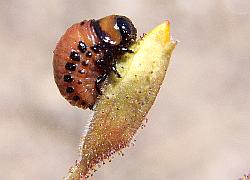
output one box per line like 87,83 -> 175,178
116,16 -> 137,45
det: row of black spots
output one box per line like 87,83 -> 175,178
65,41 -> 101,107
65,41 -> 88,87
64,64 -> 87,94
68,41 -> 103,72
64,54 -> 75,96
63,55 -> 74,95
71,40 -> 104,63
77,41 -> 93,58
63,73 -> 74,95
65,60 -> 88,74
63,76 -> 88,106
69,49 -> 93,62
69,41 -> 90,62
64,78 -> 86,106
67,41 -> 92,72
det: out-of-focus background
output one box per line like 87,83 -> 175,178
1,0 -> 250,179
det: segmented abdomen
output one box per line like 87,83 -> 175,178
53,21 -> 103,109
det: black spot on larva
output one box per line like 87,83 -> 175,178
82,60 -> 89,66
64,75 -> 73,82
78,41 -> 87,53
70,50 -> 80,61
85,51 -> 92,58
73,95 -> 80,101
65,62 -> 76,71
66,87 -> 74,93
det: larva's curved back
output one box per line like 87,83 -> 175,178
53,15 -> 137,110
53,21 -> 103,109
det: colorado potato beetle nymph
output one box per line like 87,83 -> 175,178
53,15 -> 137,109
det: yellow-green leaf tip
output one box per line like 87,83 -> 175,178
65,20 -> 177,179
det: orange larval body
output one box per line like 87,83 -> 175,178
53,21 -> 103,109
53,15 -> 137,109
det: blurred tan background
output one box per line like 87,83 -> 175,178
1,0 -> 250,179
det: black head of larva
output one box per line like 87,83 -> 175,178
93,15 -> 137,46
116,16 -> 137,45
